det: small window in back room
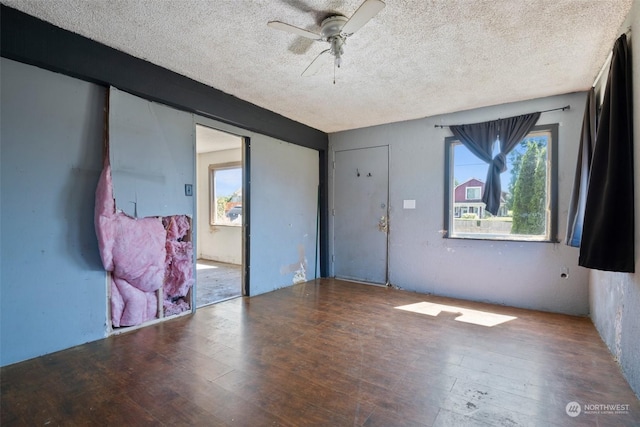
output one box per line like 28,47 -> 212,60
445,125 -> 558,242
210,163 -> 242,226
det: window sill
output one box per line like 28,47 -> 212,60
445,233 -> 557,243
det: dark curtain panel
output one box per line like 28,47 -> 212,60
449,120 -> 500,164
566,88 -> 596,247
486,113 -> 541,214
450,113 -> 540,215
579,34 -> 634,273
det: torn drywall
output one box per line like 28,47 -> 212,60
95,161 -> 193,327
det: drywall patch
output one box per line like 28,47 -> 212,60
615,303 -> 623,361
280,245 -> 308,284
613,279 -> 625,362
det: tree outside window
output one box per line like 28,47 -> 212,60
445,125 -> 557,241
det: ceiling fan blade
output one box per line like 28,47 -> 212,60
267,21 -> 321,40
341,0 -> 385,36
302,49 -> 330,76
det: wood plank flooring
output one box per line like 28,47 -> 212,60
2,279 -> 639,426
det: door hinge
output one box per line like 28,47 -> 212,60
331,209 -> 335,216
332,161 -> 335,169
331,254 -> 335,263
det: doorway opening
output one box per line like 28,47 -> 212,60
195,125 -> 244,307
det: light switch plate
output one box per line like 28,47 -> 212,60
185,184 -> 193,196
403,199 -> 416,209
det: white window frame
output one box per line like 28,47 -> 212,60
209,162 -> 242,227
465,186 -> 482,200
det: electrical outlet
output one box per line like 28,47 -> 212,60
185,184 -> 193,196
560,266 -> 569,279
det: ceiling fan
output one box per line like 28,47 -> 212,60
268,0 -> 386,78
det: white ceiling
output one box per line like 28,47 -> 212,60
196,125 -> 242,153
2,0 -> 632,133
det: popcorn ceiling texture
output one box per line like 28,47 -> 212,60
3,0 -> 631,133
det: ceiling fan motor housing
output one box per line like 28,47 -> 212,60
320,15 -> 348,39
322,15 -> 347,65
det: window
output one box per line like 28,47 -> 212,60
209,162 -> 242,226
466,186 -> 481,200
444,124 -> 558,241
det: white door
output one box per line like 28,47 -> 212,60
334,146 -> 389,284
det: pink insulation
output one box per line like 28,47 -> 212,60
163,215 -> 194,300
163,298 -> 191,317
111,215 -> 166,293
112,277 -> 158,327
95,163 -> 116,271
164,215 -> 190,241
95,162 -> 193,328
164,240 -> 194,298
110,281 -> 124,328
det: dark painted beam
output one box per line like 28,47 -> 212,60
1,5 -> 330,278
318,150 -> 330,278
0,5 -> 328,152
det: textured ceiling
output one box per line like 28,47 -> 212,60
196,125 -> 242,153
2,0 -> 632,133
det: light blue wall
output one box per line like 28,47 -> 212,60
589,2 -> 640,399
109,88 -> 194,218
194,116 -> 320,297
329,92 -> 591,316
1,59 -> 107,366
250,138 -> 319,295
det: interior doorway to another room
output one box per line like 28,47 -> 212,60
195,125 -> 244,307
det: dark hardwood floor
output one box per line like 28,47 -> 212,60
2,279 -> 639,426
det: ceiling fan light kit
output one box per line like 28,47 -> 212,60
268,0 -> 386,80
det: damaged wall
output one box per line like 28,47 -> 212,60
1,10 -> 328,365
95,162 -> 194,327
329,91 -> 590,316
0,58 -> 107,366
589,2 -> 640,398
106,88 -> 195,327
0,59 -> 322,365
590,270 -> 640,398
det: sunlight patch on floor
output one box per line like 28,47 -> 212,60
395,302 -> 517,327
196,263 -> 219,270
